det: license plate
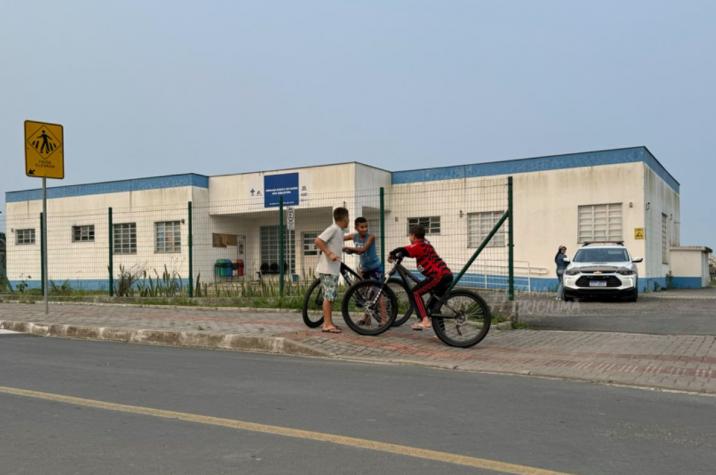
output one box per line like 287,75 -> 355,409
589,280 -> 608,287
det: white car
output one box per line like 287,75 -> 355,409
563,242 -> 642,302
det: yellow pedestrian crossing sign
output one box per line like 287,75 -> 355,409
25,120 -> 64,179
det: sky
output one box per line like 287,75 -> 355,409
0,0 -> 714,247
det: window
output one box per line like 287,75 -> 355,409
155,221 -> 181,253
212,233 -> 238,248
113,223 -> 137,255
302,231 -> 320,256
260,225 -> 295,274
574,248 -> 630,263
407,216 -> 440,235
72,225 -> 95,242
662,213 -> 669,264
578,203 -> 622,243
16,229 -> 36,245
467,211 -> 506,248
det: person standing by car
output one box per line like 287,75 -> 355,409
555,245 -> 568,300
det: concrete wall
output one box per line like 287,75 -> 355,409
388,162 -> 653,291
643,164 -> 680,288
5,186 -> 198,288
670,247 -> 712,288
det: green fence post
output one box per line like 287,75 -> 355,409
508,176 -> 514,301
379,187 -> 386,269
279,196 -> 285,297
108,207 -> 114,297
40,212 -> 45,296
188,201 -> 193,298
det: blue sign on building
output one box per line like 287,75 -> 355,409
264,173 -> 299,207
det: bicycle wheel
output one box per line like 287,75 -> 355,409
302,278 -> 324,328
432,290 -> 491,348
341,280 -> 398,336
387,278 -> 415,327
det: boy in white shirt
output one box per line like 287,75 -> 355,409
313,207 -> 350,333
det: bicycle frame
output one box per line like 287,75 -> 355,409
377,258 -> 462,320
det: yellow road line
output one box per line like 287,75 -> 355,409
0,385 -> 570,475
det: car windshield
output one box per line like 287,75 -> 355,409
573,248 -> 629,263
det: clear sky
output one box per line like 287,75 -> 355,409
1,1 -> 713,247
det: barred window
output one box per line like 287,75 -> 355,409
578,203 -> 622,243
16,229 -> 36,245
113,223 -> 137,255
260,225 -> 295,274
155,221 -> 181,253
467,211 -> 506,248
407,216 -> 440,235
302,231 -> 320,256
72,225 -> 95,242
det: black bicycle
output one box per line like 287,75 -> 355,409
302,253 -> 414,333
341,256 -> 491,347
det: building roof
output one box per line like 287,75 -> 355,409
5,146 -> 679,203
391,146 -> 679,192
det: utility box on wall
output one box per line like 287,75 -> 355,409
669,246 -> 713,288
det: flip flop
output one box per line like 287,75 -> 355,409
412,322 -> 431,331
322,326 -> 342,334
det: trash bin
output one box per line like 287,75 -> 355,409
214,259 -> 234,280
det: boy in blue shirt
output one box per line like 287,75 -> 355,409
343,217 -> 383,281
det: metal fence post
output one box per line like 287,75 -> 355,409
508,176 -> 515,301
188,201 -> 193,298
279,196 -> 285,297
40,212 -> 45,296
108,207 -> 114,297
379,187 -> 385,269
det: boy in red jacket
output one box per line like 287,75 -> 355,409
389,224 -> 453,331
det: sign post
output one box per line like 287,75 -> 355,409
24,120 -> 64,315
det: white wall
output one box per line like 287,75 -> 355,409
644,166 -> 680,280
388,163 -> 651,284
6,186 -> 197,286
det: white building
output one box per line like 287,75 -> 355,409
4,146 -> 709,292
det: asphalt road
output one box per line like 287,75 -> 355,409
1,334 -> 715,474
519,293 -> 716,335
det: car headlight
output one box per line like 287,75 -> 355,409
617,268 -> 635,275
565,268 -> 580,276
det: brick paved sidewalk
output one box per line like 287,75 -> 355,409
1,302 -> 714,394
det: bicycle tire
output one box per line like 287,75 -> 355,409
432,289 -> 491,348
341,280 -> 398,336
302,278 -> 324,328
387,277 -> 415,327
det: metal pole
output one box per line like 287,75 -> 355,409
449,211 -> 508,292
42,177 -> 48,314
508,176 -> 515,301
40,212 -> 45,297
108,207 -> 114,297
188,201 -> 193,298
279,196 -> 285,297
379,187 -> 385,269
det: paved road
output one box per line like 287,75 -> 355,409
1,335 -> 715,474
519,292 -> 716,335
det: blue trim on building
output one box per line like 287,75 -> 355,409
6,173 -> 209,203
391,146 -> 680,193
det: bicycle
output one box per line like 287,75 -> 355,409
341,255 -> 491,347
302,252 -> 414,332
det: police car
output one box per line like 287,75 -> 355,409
563,241 -> 642,302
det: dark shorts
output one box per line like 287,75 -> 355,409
361,266 -> 384,281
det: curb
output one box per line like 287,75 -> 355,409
0,300 -> 301,313
0,320 -> 328,358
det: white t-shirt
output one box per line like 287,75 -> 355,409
316,223 -> 345,275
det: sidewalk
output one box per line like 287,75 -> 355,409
1,302 -> 715,394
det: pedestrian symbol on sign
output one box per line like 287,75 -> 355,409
28,128 -> 60,158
